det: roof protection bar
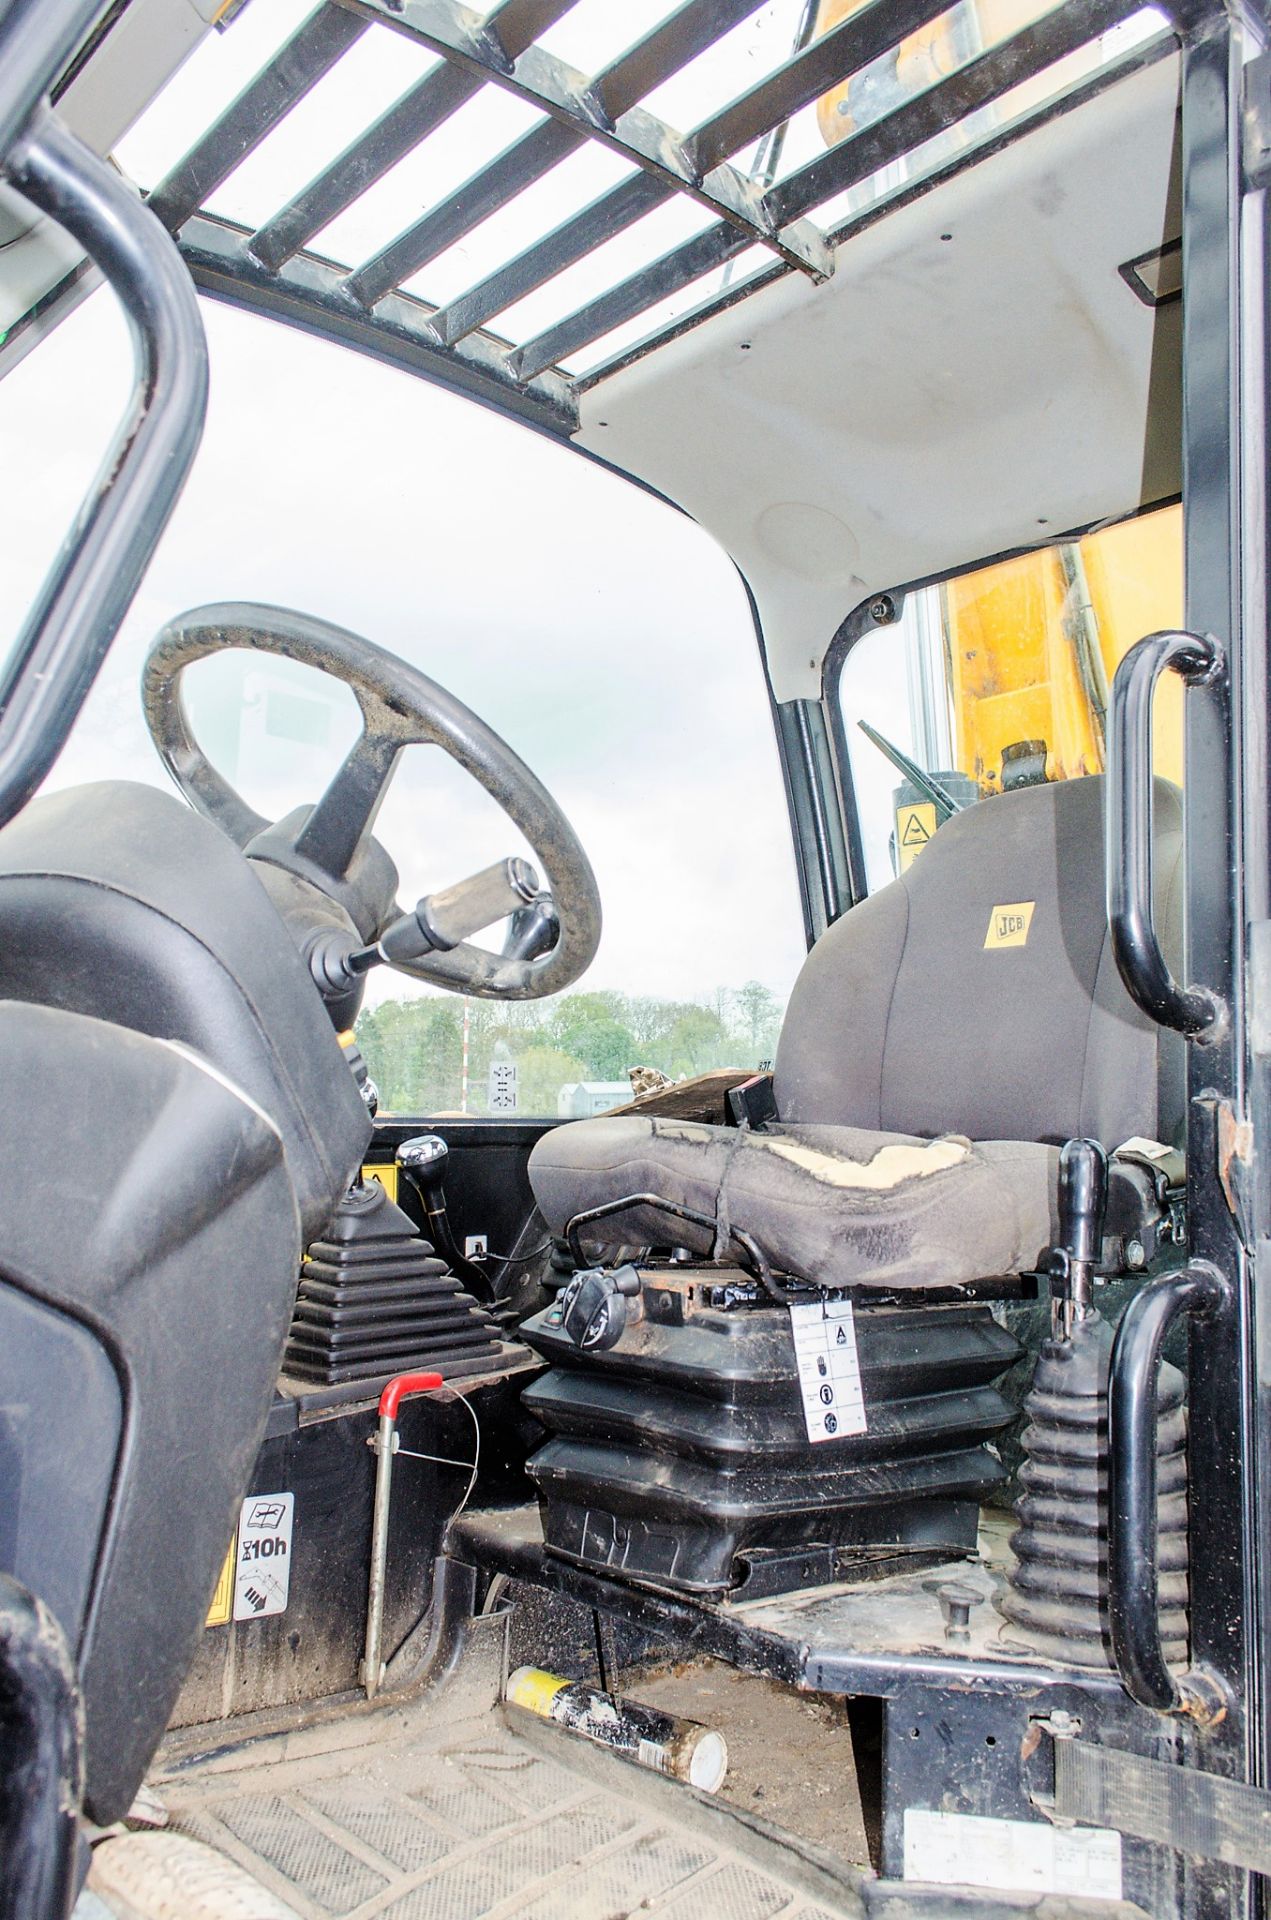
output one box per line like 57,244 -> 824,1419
0,5 -> 208,829
151,0 -> 1170,410
518,0 -> 1145,382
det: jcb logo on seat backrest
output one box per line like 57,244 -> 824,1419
984,901 -> 1036,949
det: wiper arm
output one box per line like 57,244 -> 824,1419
856,720 -> 969,823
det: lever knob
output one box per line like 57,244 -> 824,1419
396,1135 -> 495,1306
396,1132 -> 448,1192
1057,1138 -> 1108,1268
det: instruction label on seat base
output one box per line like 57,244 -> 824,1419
903,1808 -> 1122,1899
789,1296 -> 866,1442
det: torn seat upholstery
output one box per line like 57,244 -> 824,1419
530,775 -> 1183,1291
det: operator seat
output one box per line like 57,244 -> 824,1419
0,779 -> 370,1824
530,775 -> 1183,1287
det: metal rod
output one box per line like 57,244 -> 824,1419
764,0 -> 1140,228
180,212 -> 578,435
249,0 -> 574,273
514,0 -> 1144,381
363,1369 -> 443,1699
148,4 -> 368,234
363,1411 -> 397,1700
0,0 -> 108,160
1105,630 -> 1226,1037
341,0 -> 762,309
338,0 -> 828,311
395,0 -> 935,343
1107,1261 -> 1230,1713
0,106 -> 208,831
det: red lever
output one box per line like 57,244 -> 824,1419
378,1370 -> 444,1420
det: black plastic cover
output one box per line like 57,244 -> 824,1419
0,781 -> 370,1240
0,1001 -> 300,1822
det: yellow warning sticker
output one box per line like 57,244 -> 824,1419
896,802 -> 937,872
362,1163 -> 399,1204
984,902 -> 1036,949
206,1536 -> 235,1627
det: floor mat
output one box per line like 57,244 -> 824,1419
150,1705 -> 864,1920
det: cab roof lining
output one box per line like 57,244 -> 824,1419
581,51 -> 1183,698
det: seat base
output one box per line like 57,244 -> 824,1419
519,1266 -> 1023,1597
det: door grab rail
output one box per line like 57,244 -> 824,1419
1106,629 -> 1225,1038
1107,1260 -> 1231,1714
0,0 -> 107,161
0,100 -> 208,829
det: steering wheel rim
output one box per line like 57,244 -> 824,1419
142,601 -> 601,1000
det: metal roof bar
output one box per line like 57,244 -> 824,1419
149,5 -> 368,233
339,0 -> 769,307
181,210 -> 578,435
248,0 -> 574,273
579,12 -> 1176,391
337,0 -> 832,300
511,0 -> 1148,380
431,0 -> 944,348
766,0 -> 1137,225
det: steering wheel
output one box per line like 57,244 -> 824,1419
142,602 -> 601,1001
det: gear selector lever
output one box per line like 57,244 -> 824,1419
396,1134 -> 494,1303
1047,1137 -> 1108,1338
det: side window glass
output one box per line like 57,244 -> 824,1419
837,506 -> 1183,893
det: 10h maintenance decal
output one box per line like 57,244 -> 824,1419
206,1491 -> 295,1625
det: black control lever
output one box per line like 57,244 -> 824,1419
1048,1137 -> 1108,1337
396,1134 -> 495,1303
308,857 -> 540,1001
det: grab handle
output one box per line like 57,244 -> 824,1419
1106,630 -> 1224,1037
0,98 -> 208,827
1107,1262 -> 1230,1713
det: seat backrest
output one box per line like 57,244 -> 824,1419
0,781 -> 370,1241
774,774 -> 1183,1147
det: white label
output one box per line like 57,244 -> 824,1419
465,1234 -> 488,1260
903,1810 -> 1122,1900
789,1296 -> 866,1443
232,1492 -> 294,1622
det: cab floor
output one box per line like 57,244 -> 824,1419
85,1695 -> 869,1920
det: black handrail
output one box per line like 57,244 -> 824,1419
1105,629 -> 1225,1037
0,0 -> 107,159
1107,1261 -> 1230,1711
0,92 -> 208,828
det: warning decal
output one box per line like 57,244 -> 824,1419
205,1539 -> 235,1627
790,1296 -> 867,1443
233,1491 -> 294,1622
896,802 -> 936,872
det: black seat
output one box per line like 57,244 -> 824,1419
0,782 -> 370,1821
530,776 -> 1183,1289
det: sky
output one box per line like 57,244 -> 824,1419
0,0 -> 816,1013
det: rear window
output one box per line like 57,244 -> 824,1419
834,504 -> 1183,893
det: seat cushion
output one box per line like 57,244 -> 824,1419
530,1115 -> 1059,1291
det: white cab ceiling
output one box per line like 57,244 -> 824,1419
578,54 -> 1182,701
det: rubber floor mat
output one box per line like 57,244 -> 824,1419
153,1708 -> 862,1920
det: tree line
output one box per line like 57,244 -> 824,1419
356,982 -> 785,1116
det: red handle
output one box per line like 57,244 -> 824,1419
378,1370 -> 444,1420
